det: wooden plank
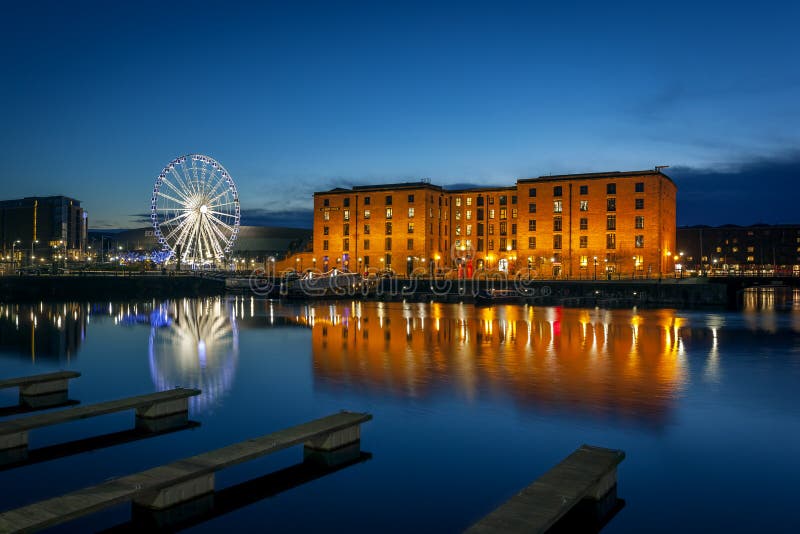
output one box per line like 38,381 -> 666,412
0,388 -> 201,435
467,445 -> 624,534
0,411 -> 371,533
0,371 -> 81,390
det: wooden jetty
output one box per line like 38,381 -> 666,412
0,411 -> 372,533
0,371 -> 81,409
467,444 -> 625,533
0,388 -> 201,457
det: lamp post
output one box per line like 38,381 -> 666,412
593,256 -> 598,280
11,240 -> 20,273
30,240 -> 39,266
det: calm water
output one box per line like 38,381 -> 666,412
1,290 -> 799,532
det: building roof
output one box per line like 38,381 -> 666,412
315,181 -> 443,195
517,169 -> 674,185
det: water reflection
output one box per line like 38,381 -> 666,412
0,303 -> 87,361
294,302 -> 689,426
148,298 -> 239,413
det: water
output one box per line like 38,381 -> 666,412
1,289 -> 799,532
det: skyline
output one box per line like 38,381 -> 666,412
1,1 -> 798,229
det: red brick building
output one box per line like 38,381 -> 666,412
310,170 -> 677,278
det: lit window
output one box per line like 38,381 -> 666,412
500,208 -> 507,219
606,234 -> 616,249
466,197 -> 473,206
408,207 -> 415,218
455,210 -> 461,220
456,225 -> 461,236
467,224 -> 473,236
364,209 -> 371,219
512,208 -> 517,218
466,210 -> 472,220
579,200 -> 588,211
456,197 -> 462,207
580,255 -> 588,267
407,222 -> 414,233
343,209 -> 350,221
323,211 -> 330,221
554,200 -> 562,213
386,207 -> 393,219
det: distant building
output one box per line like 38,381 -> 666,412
0,196 -> 87,261
677,224 -> 800,275
88,225 -> 311,262
308,170 -> 677,277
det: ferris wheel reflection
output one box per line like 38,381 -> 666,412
148,298 -> 239,413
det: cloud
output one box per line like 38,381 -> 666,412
670,151 -> 800,226
240,208 -> 313,229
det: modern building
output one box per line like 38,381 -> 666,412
0,196 -> 87,263
88,225 -> 311,264
309,170 -> 677,278
677,224 -> 800,275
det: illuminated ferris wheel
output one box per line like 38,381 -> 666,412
150,154 -> 240,266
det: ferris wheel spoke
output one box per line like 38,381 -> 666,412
160,211 -> 191,227
180,164 -> 199,197
170,167 -> 195,197
174,213 -> 198,247
206,216 -> 231,247
207,213 -> 235,233
157,190 -> 188,206
163,214 -> 194,241
201,218 -> 224,258
160,176 -> 192,203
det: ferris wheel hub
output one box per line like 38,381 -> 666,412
199,204 -> 208,214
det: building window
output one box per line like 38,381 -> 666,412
489,239 -> 494,250
511,239 -> 516,249
511,223 -> 517,235
364,196 -> 370,205
455,224 -> 461,236
343,209 -> 350,221
500,237 -> 507,250
580,200 -> 588,211
407,222 -> 414,233
512,208 -> 517,219
466,210 -> 472,220
606,215 -> 616,230
606,233 -> 616,249
343,224 -> 350,236
500,195 -> 507,205
343,238 -> 349,251
385,195 -> 392,205
363,224 -> 370,234
607,198 -> 616,212
456,197 -> 462,207
466,224 -> 473,236
553,216 -> 562,232
529,187 -> 537,197
323,199 -> 330,207
364,239 -> 370,250
747,255 -> 755,262
607,183 -> 616,195
747,246 -> 754,252
528,203 -> 537,213
580,185 -> 588,195
323,211 -> 330,221
408,207 -> 415,218
477,223 -> 484,235
580,217 -> 588,230
528,236 -> 536,249
553,235 -> 562,249
407,238 -> 414,249
343,197 -> 350,207
477,196 -> 484,206
489,224 -> 495,235
635,182 -> 644,193
385,222 -> 392,235
466,197 -> 473,206
528,219 -> 536,231
386,207 -> 393,219
553,186 -> 562,197
635,198 -> 644,210
499,222 -> 507,236
364,209 -> 370,219
489,196 -> 494,204
385,238 -> 392,250
580,255 -> 588,267
635,235 -> 644,248
500,208 -> 507,219
579,236 -> 588,248
635,216 -> 644,229
408,194 -> 414,203
553,200 -> 562,213
323,226 -> 329,236
323,240 -> 329,251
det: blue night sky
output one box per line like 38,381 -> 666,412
1,1 -> 798,229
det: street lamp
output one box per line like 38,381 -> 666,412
30,240 -> 39,266
11,240 -> 20,273
593,256 -> 598,280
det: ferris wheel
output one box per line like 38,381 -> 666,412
151,154 -> 240,266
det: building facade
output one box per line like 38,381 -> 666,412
677,224 -> 800,275
311,170 -> 677,278
0,196 -> 87,262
